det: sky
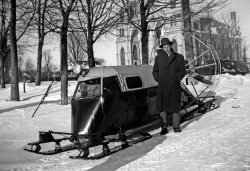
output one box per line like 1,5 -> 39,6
0,73 -> 250,170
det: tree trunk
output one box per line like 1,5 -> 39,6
47,69 -> 49,81
86,2 -> 95,68
58,0 -> 76,105
0,0 -> 6,88
10,0 -> 20,101
141,31 -> 149,64
0,57 -> 6,88
140,8 -> 149,65
60,22 -> 68,105
87,38 -> 95,68
181,0 -> 194,63
36,40 -> 43,85
36,0 -> 47,86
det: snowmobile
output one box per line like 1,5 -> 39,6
24,35 -> 221,159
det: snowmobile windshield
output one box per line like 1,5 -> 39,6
73,78 -> 101,100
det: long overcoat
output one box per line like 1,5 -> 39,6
152,49 -> 186,112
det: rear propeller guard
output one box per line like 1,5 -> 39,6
183,33 -> 221,101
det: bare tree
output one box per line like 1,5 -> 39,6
1,0 -> 35,89
43,49 -> 53,80
24,57 -> 35,73
35,0 -> 77,104
77,0 -> 120,67
16,1 -> 35,41
33,0 -> 50,86
0,0 -> 10,88
37,0 -> 118,104
9,0 -> 19,100
68,31 -> 87,64
31,0 -> 60,86
58,0 -> 77,105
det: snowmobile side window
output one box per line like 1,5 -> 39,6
74,78 -> 101,99
125,76 -> 143,89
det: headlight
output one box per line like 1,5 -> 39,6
73,63 -> 82,74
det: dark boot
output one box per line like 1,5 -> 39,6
160,122 -> 168,135
173,127 -> 182,133
160,127 -> 169,135
173,112 -> 181,133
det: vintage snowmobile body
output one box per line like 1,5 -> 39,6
69,65 -> 162,153
68,65 -> 215,157
24,65 -> 217,157
71,65 -> 158,134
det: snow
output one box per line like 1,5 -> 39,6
0,74 -> 250,171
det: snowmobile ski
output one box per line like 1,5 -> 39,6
23,131 -> 76,155
24,142 -> 76,155
70,133 -> 152,160
182,103 -> 219,122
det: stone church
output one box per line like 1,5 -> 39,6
115,2 -> 242,66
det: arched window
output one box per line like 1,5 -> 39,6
229,43 -> 232,60
172,39 -> 178,52
155,29 -> 161,46
132,44 -> 138,60
132,44 -> 139,65
120,28 -> 125,37
120,48 -> 125,65
154,22 -> 162,46
236,44 -> 240,60
155,32 -> 160,45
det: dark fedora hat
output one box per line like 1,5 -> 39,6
159,38 -> 173,48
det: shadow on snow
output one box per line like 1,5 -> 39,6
0,97 -> 72,114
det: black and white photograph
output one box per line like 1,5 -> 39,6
0,0 -> 250,170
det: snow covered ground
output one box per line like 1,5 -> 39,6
0,74 -> 250,171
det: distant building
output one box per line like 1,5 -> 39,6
116,3 -> 243,66
192,12 -> 242,62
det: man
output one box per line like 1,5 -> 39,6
152,38 -> 186,135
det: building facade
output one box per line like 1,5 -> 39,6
116,4 -> 242,66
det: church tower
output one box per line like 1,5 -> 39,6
116,0 -> 186,66
116,4 -> 142,66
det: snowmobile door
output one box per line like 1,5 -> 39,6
124,76 -> 148,127
98,76 -> 127,135
71,78 -> 104,135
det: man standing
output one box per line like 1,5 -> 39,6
152,38 -> 186,135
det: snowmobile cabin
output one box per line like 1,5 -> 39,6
71,65 -> 160,136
